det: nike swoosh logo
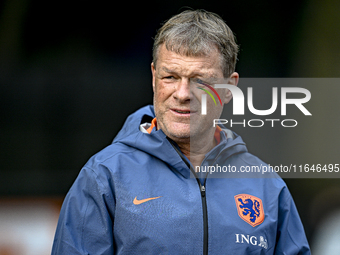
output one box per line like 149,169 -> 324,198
133,196 -> 161,205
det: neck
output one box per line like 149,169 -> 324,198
174,129 -> 217,169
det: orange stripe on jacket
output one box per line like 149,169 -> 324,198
146,118 -> 158,134
214,125 -> 222,144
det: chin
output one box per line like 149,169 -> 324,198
168,124 -> 204,140
162,122 -> 190,139
169,128 -> 191,139
169,133 -> 191,141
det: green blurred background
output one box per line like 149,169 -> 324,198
1,0 -> 340,253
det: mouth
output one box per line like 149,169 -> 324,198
174,109 -> 191,114
171,108 -> 195,115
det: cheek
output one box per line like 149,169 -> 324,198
154,83 -> 174,102
205,95 -> 220,110
154,91 -> 165,104
153,88 -> 169,113
205,101 -> 223,120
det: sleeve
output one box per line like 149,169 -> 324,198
51,166 -> 115,255
274,187 -> 311,255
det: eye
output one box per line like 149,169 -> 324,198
195,78 -> 211,86
191,78 -> 210,88
162,76 -> 177,83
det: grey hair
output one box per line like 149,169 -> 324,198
152,10 -> 239,78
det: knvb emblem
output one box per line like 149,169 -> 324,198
235,194 -> 265,227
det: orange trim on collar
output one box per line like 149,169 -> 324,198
214,125 -> 222,145
146,118 -> 157,134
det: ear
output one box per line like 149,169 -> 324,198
223,72 -> 239,104
151,62 -> 156,92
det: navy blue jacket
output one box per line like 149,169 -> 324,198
52,105 -> 310,254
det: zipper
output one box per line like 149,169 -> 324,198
166,137 -> 209,255
200,183 -> 208,255
166,132 -> 247,254
189,168 -> 209,255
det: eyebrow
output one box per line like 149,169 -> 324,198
160,66 -> 219,80
161,66 -> 175,73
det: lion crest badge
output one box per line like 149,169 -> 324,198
234,194 -> 265,227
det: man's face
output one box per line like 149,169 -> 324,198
151,44 -> 237,143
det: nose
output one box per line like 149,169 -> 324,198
173,78 -> 191,102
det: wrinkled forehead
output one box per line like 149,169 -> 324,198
160,66 -> 221,83
156,44 -> 224,79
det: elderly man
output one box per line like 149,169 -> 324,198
52,10 -> 310,254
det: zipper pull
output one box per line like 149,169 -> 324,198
201,185 -> 206,197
